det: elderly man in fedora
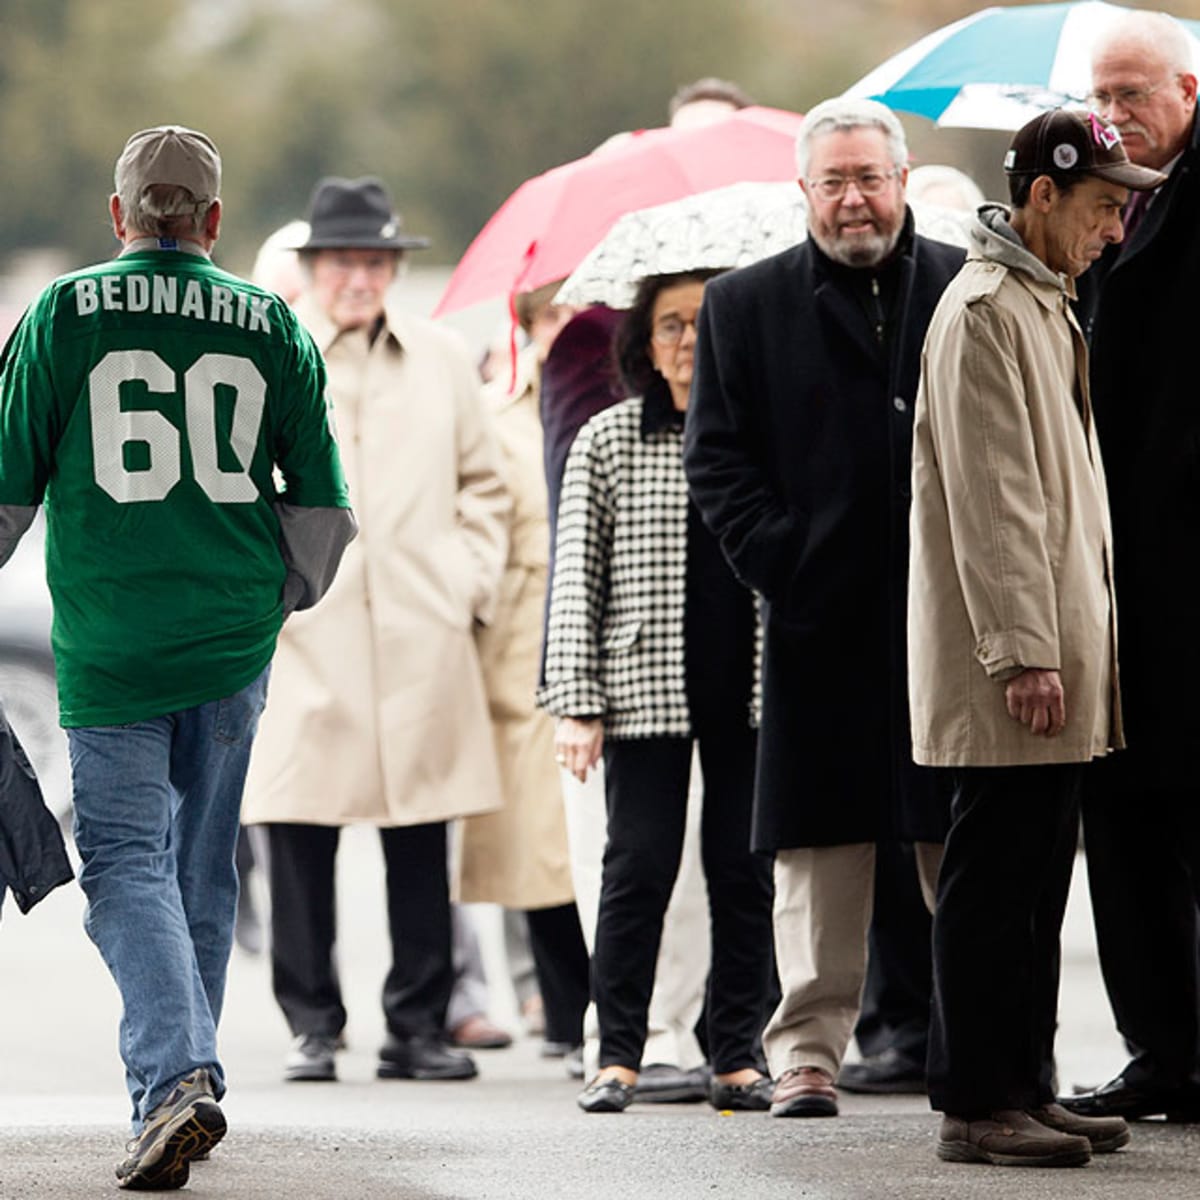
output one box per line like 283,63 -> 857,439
243,177 -> 510,1085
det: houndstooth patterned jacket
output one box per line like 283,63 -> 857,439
538,395 -> 758,738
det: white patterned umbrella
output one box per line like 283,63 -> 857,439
556,181 -> 973,310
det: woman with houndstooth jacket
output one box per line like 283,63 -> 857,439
537,270 -> 775,1115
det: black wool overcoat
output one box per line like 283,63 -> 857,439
684,223 -> 964,851
1076,113 -> 1200,791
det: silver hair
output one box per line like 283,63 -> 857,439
118,184 -> 211,238
1092,11 -> 1197,77
795,97 -> 909,179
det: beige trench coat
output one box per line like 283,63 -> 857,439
908,211 -> 1123,767
458,351 -> 576,907
243,295 -> 509,826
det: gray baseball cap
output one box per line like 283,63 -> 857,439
114,125 -> 222,212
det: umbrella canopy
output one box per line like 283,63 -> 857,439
433,106 -> 805,316
845,1 -> 1200,130
556,181 -> 973,310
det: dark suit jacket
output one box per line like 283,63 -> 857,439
1076,112 -> 1200,790
685,220 -> 963,850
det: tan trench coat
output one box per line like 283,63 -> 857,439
908,210 -> 1123,767
243,294 -> 508,826
458,351 -> 576,908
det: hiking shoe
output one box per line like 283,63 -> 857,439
1031,1102 -> 1130,1153
284,1033 -> 338,1082
770,1066 -> 838,1117
937,1109 -> 1091,1167
115,1068 -> 226,1190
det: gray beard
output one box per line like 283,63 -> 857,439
810,224 -> 902,269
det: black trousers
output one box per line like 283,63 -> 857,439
928,764 -> 1081,1116
1083,772 -> 1200,1089
525,901 -> 590,1046
592,728 -> 774,1073
855,839 -> 934,1065
265,820 -> 453,1039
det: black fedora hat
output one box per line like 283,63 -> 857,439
296,176 -> 431,251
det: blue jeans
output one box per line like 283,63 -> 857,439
70,667 -> 269,1130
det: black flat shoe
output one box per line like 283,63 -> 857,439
577,1076 -> 635,1113
1059,1075 -> 1200,1122
836,1048 -> 926,1095
710,1075 -> 775,1111
633,1063 -> 709,1103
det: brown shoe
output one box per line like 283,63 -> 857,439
769,1066 -> 838,1117
449,1014 -> 512,1050
937,1109 -> 1091,1167
1031,1102 -> 1130,1153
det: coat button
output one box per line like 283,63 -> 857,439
893,396 -> 908,412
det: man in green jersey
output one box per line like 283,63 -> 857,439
0,125 -> 355,1190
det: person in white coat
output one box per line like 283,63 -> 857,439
242,176 -> 509,1084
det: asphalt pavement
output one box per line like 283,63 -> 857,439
2,828 -> 1195,1200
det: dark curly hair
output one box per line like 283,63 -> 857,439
613,269 -> 725,401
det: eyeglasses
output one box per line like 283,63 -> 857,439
806,168 -> 900,202
651,315 -> 698,345
1086,81 -> 1170,111
316,251 -> 398,277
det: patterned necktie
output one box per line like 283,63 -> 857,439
1122,189 -> 1153,244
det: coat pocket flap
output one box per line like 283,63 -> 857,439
602,620 -> 642,653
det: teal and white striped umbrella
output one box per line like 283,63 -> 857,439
846,1 -> 1200,130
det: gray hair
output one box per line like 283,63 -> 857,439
117,183 -> 211,238
795,97 -> 908,179
1092,11 -> 1197,78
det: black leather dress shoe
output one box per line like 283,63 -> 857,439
634,1063 -> 709,1104
1059,1075 -> 1200,1122
377,1033 -> 478,1080
836,1048 -> 926,1095
578,1077 -> 635,1113
709,1075 -> 775,1111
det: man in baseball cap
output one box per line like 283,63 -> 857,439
114,124 -> 221,217
998,108 -> 1166,277
906,109 -> 1163,1168
0,123 -> 355,1189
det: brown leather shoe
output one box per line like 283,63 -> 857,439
937,1109 -> 1091,1166
1031,1102 -> 1130,1153
769,1066 -> 838,1117
449,1015 -> 513,1050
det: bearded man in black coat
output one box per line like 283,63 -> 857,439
684,96 -> 963,1117
1061,10 -> 1200,1124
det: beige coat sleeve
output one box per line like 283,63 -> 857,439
924,300 -> 1060,679
448,341 -> 511,626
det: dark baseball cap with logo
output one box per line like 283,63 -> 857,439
1004,108 -> 1166,191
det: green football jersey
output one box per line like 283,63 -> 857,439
0,243 -> 349,727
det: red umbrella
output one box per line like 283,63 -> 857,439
433,106 -> 805,316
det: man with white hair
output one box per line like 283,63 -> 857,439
1062,9 -> 1200,1124
0,126 -> 355,1189
685,97 -> 963,1117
